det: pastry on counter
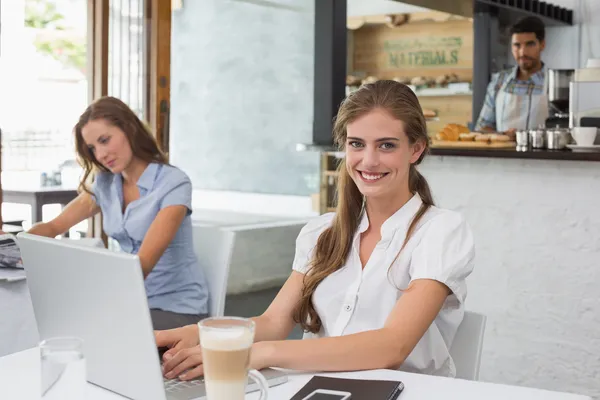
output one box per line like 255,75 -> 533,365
458,132 -> 477,141
362,76 -> 379,85
393,76 -> 411,85
448,73 -> 460,83
422,109 -> 437,118
385,13 -> 410,28
410,76 -> 428,86
474,133 -> 511,143
435,74 -> 450,86
475,133 -> 491,142
435,123 -> 470,141
346,75 -> 362,87
489,133 -> 511,142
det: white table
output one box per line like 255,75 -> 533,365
0,277 -> 39,357
0,348 -> 591,400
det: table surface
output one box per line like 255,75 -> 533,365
0,348 -> 591,400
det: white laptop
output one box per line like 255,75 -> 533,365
18,233 -> 288,400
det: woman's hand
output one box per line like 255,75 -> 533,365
249,341 -> 273,372
154,324 -> 199,359
162,341 -> 274,381
162,345 -> 204,381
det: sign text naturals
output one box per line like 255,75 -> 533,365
384,36 -> 463,67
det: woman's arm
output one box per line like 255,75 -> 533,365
136,205 -> 188,278
251,271 -> 304,342
161,277 -> 449,380
28,192 -> 100,238
253,278 -> 450,372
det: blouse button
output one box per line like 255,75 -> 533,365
344,305 -> 352,312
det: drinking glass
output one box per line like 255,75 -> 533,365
198,317 -> 268,400
40,337 -> 86,400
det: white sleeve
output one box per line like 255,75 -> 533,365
408,212 -> 475,304
292,214 -> 335,274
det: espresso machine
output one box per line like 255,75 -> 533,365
570,67 -> 600,134
545,69 -> 574,128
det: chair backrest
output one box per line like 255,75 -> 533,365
449,311 -> 487,380
192,224 -> 236,317
225,220 -> 305,293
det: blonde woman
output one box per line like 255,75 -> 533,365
157,81 -> 475,380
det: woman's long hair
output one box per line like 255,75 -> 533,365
293,80 -> 434,333
74,96 -> 167,194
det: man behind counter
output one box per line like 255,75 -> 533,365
475,16 -> 548,138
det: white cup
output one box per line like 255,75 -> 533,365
571,127 -> 598,146
586,58 -> 600,68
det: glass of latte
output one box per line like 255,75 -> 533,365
198,317 -> 268,400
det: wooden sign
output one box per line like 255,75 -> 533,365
351,19 -> 473,82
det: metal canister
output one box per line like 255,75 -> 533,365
546,127 -> 572,150
529,128 -> 546,149
516,130 -> 529,146
515,130 -> 529,151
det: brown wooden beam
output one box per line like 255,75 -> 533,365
87,0 -> 109,242
88,0 -> 109,102
148,0 -> 171,156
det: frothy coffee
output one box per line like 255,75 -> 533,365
201,326 -> 254,400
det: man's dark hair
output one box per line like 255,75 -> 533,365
510,16 -> 545,41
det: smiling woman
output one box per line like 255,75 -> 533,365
26,96 -> 210,330
155,81 -> 475,381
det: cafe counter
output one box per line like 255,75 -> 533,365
418,152 -> 600,398
429,146 -> 600,161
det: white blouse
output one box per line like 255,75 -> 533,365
292,194 -> 475,377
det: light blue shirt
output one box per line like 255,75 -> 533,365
92,163 -> 208,315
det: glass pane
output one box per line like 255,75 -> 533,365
108,0 -> 146,119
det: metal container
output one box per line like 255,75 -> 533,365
546,127 -> 572,150
516,130 -> 529,146
529,128 -> 546,149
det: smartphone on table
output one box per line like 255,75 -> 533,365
301,389 -> 352,400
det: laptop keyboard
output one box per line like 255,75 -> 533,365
164,377 -> 205,393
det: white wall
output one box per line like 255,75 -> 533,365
419,155 -> 600,399
170,0 -> 319,196
531,0 -> 600,69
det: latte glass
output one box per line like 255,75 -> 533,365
198,317 -> 268,400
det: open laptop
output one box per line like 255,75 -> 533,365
17,233 -> 288,400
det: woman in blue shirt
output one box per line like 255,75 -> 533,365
26,96 -> 209,330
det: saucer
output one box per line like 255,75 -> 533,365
566,144 -> 600,152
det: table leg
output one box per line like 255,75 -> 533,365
31,201 -> 43,226
60,204 -> 70,238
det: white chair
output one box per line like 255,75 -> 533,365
192,224 -> 236,317
449,311 -> 487,381
192,220 -> 304,316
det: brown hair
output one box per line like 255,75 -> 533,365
74,96 -> 167,194
293,80 -> 434,333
